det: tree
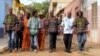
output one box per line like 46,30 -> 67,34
26,0 -> 49,15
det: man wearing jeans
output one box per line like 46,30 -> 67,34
61,12 -> 74,53
3,8 -> 18,53
27,11 -> 40,52
74,11 -> 89,51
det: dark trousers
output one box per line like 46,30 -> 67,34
64,34 -> 73,51
16,31 -> 23,50
49,32 -> 57,50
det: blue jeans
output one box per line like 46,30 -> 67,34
7,31 -> 16,51
30,34 -> 38,50
77,32 -> 87,51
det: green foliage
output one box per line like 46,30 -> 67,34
28,0 -> 49,15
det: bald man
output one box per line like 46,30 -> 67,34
61,12 -> 74,53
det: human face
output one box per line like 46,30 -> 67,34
77,11 -> 83,17
50,12 -> 54,17
67,12 -> 71,18
34,13 -> 38,18
8,8 -> 12,14
40,15 -> 44,19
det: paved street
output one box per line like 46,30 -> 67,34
0,35 -> 100,56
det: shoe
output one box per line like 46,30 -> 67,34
53,49 -> 56,52
19,48 -> 22,51
64,49 -> 68,52
34,49 -> 38,53
64,49 -> 72,53
80,49 -> 84,52
49,49 -> 53,53
67,51 -> 72,53
8,50 -> 12,53
30,49 -> 34,52
14,48 -> 18,52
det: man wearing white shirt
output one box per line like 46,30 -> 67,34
61,12 -> 74,53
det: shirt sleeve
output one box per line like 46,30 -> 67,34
3,15 -> 8,24
73,18 -> 77,27
85,17 -> 89,25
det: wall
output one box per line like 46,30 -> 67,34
64,0 -> 100,44
0,0 -> 13,38
83,0 -> 100,44
97,0 -> 100,44
0,0 -> 6,38
64,0 -> 81,18
0,0 -> 6,28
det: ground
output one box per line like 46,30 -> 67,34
0,35 -> 100,56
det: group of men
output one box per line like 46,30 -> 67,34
3,7 -> 89,53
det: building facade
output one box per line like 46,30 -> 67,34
84,0 -> 100,44
49,0 -> 73,15
0,0 -> 21,38
63,0 -> 100,44
0,0 -> 13,38
49,0 -> 100,44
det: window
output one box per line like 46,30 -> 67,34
92,2 -> 97,29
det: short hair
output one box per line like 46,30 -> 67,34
32,10 -> 37,16
26,13 -> 30,19
8,7 -> 12,10
76,10 -> 83,16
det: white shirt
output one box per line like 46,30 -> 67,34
61,17 -> 74,34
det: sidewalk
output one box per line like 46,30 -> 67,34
0,37 -> 7,53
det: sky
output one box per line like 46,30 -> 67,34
20,0 -> 46,5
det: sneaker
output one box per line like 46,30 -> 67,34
53,49 -> 56,52
19,48 -> 22,51
64,49 -> 68,52
49,49 -> 53,53
34,49 -> 38,53
67,51 -> 72,53
8,50 -> 12,53
64,49 -> 72,53
30,49 -> 34,52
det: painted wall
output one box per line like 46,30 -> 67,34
64,0 -> 81,18
0,0 -> 6,28
64,0 -> 100,44
0,0 -> 12,38
0,0 -> 12,28
82,0 -> 100,44
0,0 -> 6,38
97,0 -> 100,44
